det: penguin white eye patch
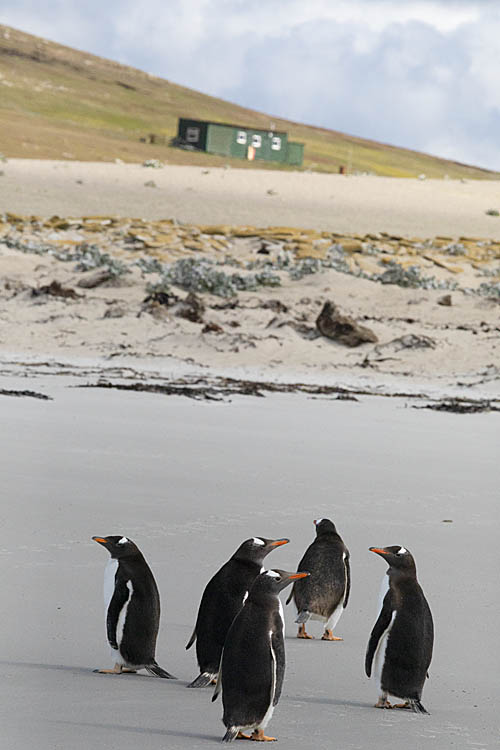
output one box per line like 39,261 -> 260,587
265,570 -> 280,578
397,546 -> 407,555
252,537 -> 265,546
118,537 -> 129,545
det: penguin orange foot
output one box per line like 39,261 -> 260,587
250,729 -> 277,742
321,629 -> 343,641
94,663 -> 126,674
375,694 -> 393,709
297,624 -> 313,639
393,701 -> 411,709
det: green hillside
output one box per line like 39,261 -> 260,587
0,24 -> 498,179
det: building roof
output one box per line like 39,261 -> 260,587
179,117 -> 287,136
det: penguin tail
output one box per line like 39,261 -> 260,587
222,727 -> 239,743
186,671 -> 216,688
295,610 -> 310,624
146,661 -> 177,679
410,699 -> 429,715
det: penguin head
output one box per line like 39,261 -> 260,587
92,535 -> 141,559
369,545 -> 416,574
233,537 -> 289,563
314,518 -> 337,535
253,568 -> 310,594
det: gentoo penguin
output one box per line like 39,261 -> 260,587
186,536 -> 289,688
365,545 -> 433,713
286,518 -> 350,640
213,568 -> 309,742
92,535 -> 176,678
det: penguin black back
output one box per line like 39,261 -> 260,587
213,568 -> 309,742
287,518 -> 350,640
186,537 -> 289,688
365,545 -> 433,713
93,535 -> 175,678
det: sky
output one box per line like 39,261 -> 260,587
1,0 -> 500,170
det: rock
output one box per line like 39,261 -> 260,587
261,299 -> 289,313
77,269 -> 114,288
31,280 -> 81,300
103,303 -> 127,318
437,294 -> 452,306
143,159 -> 164,168
202,321 -> 224,334
172,292 -> 205,323
373,334 -> 436,358
316,301 -> 378,347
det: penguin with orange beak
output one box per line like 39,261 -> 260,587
213,569 -> 309,742
186,537 -> 289,688
365,545 -> 433,713
92,535 -> 176,678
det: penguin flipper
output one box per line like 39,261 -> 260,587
365,591 -> 393,677
106,577 -> 130,649
185,626 -> 196,650
343,552 -> 351,609
145,661 -> 177,679
285,586 -> 294,606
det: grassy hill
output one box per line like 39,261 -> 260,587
1,24 -> 498,179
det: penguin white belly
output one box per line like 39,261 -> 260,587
259,636 -> 276,729
373,610 -> 396,691
325,601 -> 343,631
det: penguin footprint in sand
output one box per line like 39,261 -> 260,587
93,535 -> 176,678
213,568 -> 309,742
365,545 -> 433,714
286,518 -> 350,640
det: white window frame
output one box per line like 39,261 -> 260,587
236,130 -> 247,145
251,134 -> 262,148
271,136 -> 282,151
186,127 -> 200,143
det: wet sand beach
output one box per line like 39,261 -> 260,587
0,378 -> 498,749
1,160 -> 499,749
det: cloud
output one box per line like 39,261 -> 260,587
1,1 -> 499,169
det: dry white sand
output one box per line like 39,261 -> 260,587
2,158 -> 500,239
0,379 -> 498,749
1,159 -> 500,397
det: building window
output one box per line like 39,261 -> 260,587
186,127 -> 200,143
236,131 -> 247,144
271,136 -> 281,151
251,134 -> 262,148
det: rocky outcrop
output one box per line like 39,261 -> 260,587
316,301 -> 378,347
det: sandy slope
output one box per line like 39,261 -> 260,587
1,160 -> 499,398
2,159 -> 500,238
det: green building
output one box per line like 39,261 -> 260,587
176,118 -> 304,166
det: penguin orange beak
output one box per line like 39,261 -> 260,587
369,547 -> 388,555
288,572 -> 309,580
270,539 -> 289,547
92,537 -> 108,544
